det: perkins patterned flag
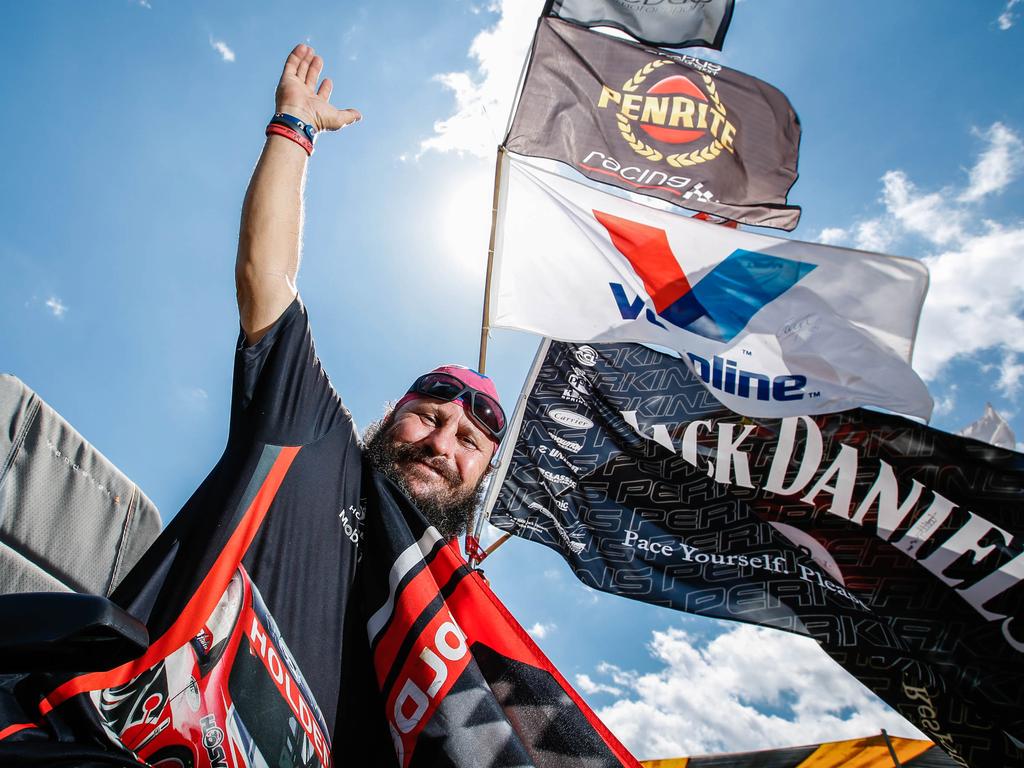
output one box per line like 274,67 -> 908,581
0,300 -> 638,768
486,339 -> 1024,768
491,154 -> 933,420
505,18 -> 801,229
547,0 -> 735,50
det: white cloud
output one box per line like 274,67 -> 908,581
994,352 -> 1024,399
814,220 -> 895,252
45,296 -> 67,318
177,386 -> 209,411
823,123 -> 1024,386
420,0 -> 544,158
526,621 -> 556,640
915,222 -> 1024,380
998,0 -> 1022,30
960,122 -> 1024,202
816,227 -> 848,246
575,673 -> 623,697
880,170 -> 967,246
586,624 -> 923,760
138,0 -> 151,8
932,384 -> 957,416
210,38 -> 236,63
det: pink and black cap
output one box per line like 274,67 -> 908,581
395,365 -> 505,446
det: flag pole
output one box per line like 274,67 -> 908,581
466,145 -> 506,569
880,730 -> 903,767
477,145 -> 506,374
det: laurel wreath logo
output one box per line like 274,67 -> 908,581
617,60 -> 729,168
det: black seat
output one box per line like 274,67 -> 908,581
0,593 -> 148,674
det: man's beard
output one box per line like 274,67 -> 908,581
363,417 -> 487,540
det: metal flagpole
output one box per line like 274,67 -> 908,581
880,730 -> 903,767
477,145 -> 506,374
469,338 -> 551,568
466,145 -> 506,569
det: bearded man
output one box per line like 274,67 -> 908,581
238,44 -> 504,542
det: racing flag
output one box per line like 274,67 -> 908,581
491,153 -> 933,420
486,339 -> 1024,768
505,18 -> 801,229
546,0 -> 735,50
359,471 -> 640,768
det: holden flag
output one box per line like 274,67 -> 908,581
489,153 -> 933,420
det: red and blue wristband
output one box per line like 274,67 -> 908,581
266,112 -> 317,155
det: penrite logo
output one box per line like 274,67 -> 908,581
595,210 -> 815,342
597,58 -> 736,169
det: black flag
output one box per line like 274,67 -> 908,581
505,18 -> 801,229
487,339 -> 1024,768
547,0 -> 735,50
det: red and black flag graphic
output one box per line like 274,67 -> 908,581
487,339 -> 1024,768
505,18 -> 801,230
360,470 -> 640,768
546,0 -> 735,50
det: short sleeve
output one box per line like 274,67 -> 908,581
229,297 -> 348,446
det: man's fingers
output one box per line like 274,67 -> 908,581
338,108 -> 362,128
282,43 -> 306,78
322,107 -> 362,131
306,55 -> 323,88
317,77 -> 333,102
295,46 -> 314,84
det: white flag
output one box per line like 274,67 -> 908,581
959,403 -> 1016,449
490,154 -> 933,419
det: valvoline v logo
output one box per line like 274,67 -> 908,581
596,210 -> 815,342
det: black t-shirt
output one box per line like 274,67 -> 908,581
230,297 -> 365,727
111,296 -> 366,746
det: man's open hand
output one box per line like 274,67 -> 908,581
275,44 -> 361,133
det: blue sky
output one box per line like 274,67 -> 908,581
2,0 -> 1023,760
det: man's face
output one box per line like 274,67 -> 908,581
364,397 -> 494,538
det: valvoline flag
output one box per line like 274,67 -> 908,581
489,153 -> 933,420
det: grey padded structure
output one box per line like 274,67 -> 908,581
0,374 -> 161,596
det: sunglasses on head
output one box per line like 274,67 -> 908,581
407,372 -> 506,441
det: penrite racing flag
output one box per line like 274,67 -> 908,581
486,339 -> 1024,768
491,154 -> 933,420
505,18 -> 801,229
546,0 -> 736,50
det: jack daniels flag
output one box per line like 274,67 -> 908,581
546,0 -> 735,50
485,339 -> 1024,768
505,18 -> 801,230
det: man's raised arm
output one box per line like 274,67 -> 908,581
235,44 -> 361,344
